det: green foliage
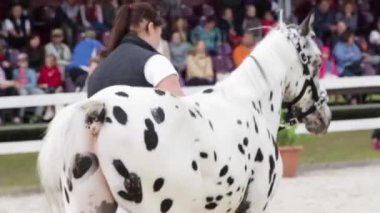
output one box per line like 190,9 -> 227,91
277,126 -> 300,147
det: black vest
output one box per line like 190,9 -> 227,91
87,35 -> 158,97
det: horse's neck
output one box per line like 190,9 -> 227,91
216,34 -> 289,135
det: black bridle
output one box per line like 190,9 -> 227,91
281,32 -> 327,126
249,29 -> 327,128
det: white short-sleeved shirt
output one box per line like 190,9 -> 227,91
4,19 -> 31,36
144,54 -> 178,87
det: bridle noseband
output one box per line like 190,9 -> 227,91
281,30 -> 327,127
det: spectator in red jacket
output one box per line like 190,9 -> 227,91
38,54 -> 62,93
320,46 -> 338,79
262,10 -> 276,37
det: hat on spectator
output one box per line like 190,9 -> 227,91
17,53 -> 28,62
52,29 -> 64,37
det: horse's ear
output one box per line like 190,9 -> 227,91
278,9 -> 286,28
300,12 -> 315,36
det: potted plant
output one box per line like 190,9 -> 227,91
277,126 -> 303,177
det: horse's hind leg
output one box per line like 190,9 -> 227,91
61,150 -> 117,212
61,102 -> 118,213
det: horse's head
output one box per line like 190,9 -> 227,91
276,13 -> 331,135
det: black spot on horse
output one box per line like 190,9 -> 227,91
192,161 -> 198,171
219,165 -> 229,177
195,109 -> 203,118
271,104 -> 274,112
235,181 -> 251,213
154,89 -> 166,96
238,144 -> 245,155
272,137 -> 279,160
64,187 -> 70,203
115,91 -> 129,98
105,117 -> 112,123
67,178 -> 73,191
253,116 -> 259,133
189,110 -> 197,118
153,178 -> 164,192
95,200 -> 118,213
195,102 -> 200,107
206,196 -> 213,202
214,151 -> 217,162
200,152 -> 208,158
151,107 -> 165,124
237,120 -> 242,125
246,121 -> 249,128
113,106 -> 127,125
258,101 -> 262,112
203,88 -> 214,94
269,91 -> 273,101
254,148 -> 264,162
161,199 -> 173,212
243,137 -> 249,146
216,195 -> 223,201
226,191 -> 233,196
267,174 -> 277,198
175,105 -> 179,109
209,120 -> 214,131
72,153 -> 99,179
227,176 -> 234,186
205,202 -> 217,209
113,159 -> 129,178
144,119 -> 158,151
269,155 -> 275,183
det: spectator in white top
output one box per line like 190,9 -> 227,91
44,29 -> 72,79
369,18 -> 380,54
3,2 -> 31,49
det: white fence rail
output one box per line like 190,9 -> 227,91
1,77 -> 380,155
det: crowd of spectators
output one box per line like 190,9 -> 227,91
0,0 -> 379,125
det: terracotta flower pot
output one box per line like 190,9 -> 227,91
279,146 -> 303,177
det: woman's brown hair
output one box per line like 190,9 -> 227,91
101,2 -> 162,58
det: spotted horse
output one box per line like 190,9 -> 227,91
38,13 -> 331,213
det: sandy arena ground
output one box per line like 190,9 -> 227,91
0,164 -> 379,213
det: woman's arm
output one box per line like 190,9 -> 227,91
155,74 -> 184,96
80,5 -> 91,27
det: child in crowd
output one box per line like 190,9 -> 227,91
0,65 -> 20,124
170,31 -> 190,74
186,40 -> 214,85
319,46 -> 338,79
26,33 -> 44,71
38,54 -> 63,93
242,4 -> 262,39
13,53 -> 45,122
261,11 -> 276,37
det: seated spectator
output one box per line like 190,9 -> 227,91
55,0 -> 81,47
3,2 -> 31,49
103,0 -> 119,28
242,4 -> 262,39
172,17 -> 190,42
314,0 -> 337,43
38,54 -> 63,93
372,129 -> 380,150
25,33 -> 44,71
329,20 -> 348,47
186,40 -> 214,85
45,29 -> 72,80
38,54 -> 63,121
13,53 -> 45,122
336,1 -> 358,32
80,0 -> 108,35
320,46 -> 338,79
0,65 -> 20,124
261,11 -> 276,37
218,7 -> 239,45
191,16 -> 222,55
233,31 -> 255,67
170,31 -> 190,73
369,18 -> 380,54
67,30 -> 103,90
333,30 -> 362,77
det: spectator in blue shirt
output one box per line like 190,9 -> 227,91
314,0 -> 337,43
333,30 -> 362,77
191,16 -> 221,55
67,29 -> 103,90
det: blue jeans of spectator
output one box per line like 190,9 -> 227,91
17,87 -> 45,118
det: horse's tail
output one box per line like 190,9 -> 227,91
37,100 -> 105,212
